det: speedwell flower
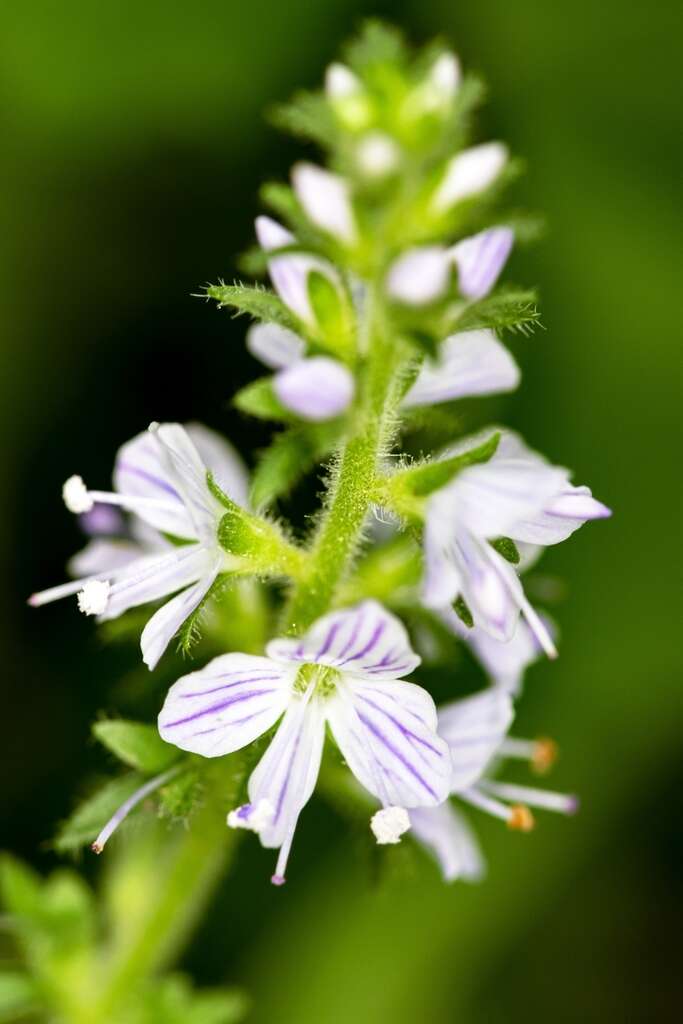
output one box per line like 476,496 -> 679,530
422,430 -> 611,655
29,422 -> 248,669
158,600 -> 452,885
410,687 -> 575,882
402,328 -> 520,408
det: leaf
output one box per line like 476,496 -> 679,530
390,432 -> 501,498
93,720 -> 179,773
232,377 -> 293,422
344,20 -> 407,71
205,282 -> 298,331
249,424 -> 340,510
269,91 -> 337,148
457,287 -> 542,337
0,856 -> 42,918
53,774 -> 143,854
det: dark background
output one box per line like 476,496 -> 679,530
2,1 -> 681,1021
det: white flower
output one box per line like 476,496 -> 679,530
246,322 -> 354,422
422,430 -> 611,655
292,163 -> 357,245
432,142 -> 508,215
29,422 -> 249,670
158,600 -> 452,884
410,688 -> 577,882
403,329 -> 520,408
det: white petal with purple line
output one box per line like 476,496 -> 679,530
509,483 -> 612,546
114,430 -> 196,539
438,688 -> 513,792
185,422 -> 249,509
403,329 -> 520,408
100,544 -> 215,621
326,679 -> 451,807
247,695 -> 326,850
246,322 -> 306,370
450,227 -> 514,300
409,802 -> 484,882
158,653 -> 294,757
150,423 -> 224,544
68,539 -> 145,578
273,357 -> 354,422
267,600 -> 421,680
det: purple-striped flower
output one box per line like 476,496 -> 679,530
403,329 -> 520,408
247,322 -> 354,422
422,430 -> 611,655
410,687 -> 576,883
158,600 -> 452,885
30,422 -> 248,670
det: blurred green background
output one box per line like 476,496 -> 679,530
2,1 -> 681,1021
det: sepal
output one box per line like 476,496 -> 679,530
205,282 -> 298,331
382,431 -> 501,503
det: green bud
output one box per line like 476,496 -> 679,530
307,271 -> 354,358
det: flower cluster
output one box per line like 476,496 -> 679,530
31,26 -> 610,887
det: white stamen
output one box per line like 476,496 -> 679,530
520,594 -> 558,659
77,580 -> 111,616
63,475 -> 93,514
459,786 -> 511,823
498,737 -> 536,761
355,133 -> 400,178
91,767 -> 178,854
370,805 -> 411,845
227,798 -> 274,833
479,780 -> 578,815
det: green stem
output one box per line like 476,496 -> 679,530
282,296 -> 406,634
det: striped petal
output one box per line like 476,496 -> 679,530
246,322 -> 306,370
403,329 -> 520,408
101,543 -> 213,621
150,423 -> 223,544
113,429 -> 196,539
450,227 -> 514,300
267,600 -> 420,680
247,695 -> 326,854
140,563 -> 220,670
273,356 -> 354,421
438,687 -> 513,792
440,606 -> 548,694
409,802 -> 484,882
185,422 -> 249,509
158,653 -> 294,756
326,678 -> 451,807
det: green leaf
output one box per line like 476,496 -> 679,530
490,536 -> 520,564
205,282 -> 298,331
344,20 -> 407,71
54,774 -> 143,854
93,720 -> 179,773
269,91 -> 337,148
457,287 -> 542,337
233,377 -> 293,422
0,856 -> 42,918
0,972 -> 41,1021
391,432 -> 501,498
249,424 -> 340,510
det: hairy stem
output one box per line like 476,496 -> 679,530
282,295 -> 406,633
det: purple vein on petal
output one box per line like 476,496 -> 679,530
357,712 -> 438,799
164,689 -> 277,727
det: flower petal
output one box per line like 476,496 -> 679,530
438,687 -> 513,792
140,564 -> 219,670
326,678 -> 452,807
101,544 -> 213,621
453,531 -> 522,642
255,215 -> 340,327
440,605 -> 548,694
449,227 -> 514,300
267,600 -> 421,680
158,653 -> 294,756
273,357 -> 354,421
185,422 -> 249,509
68,539 -> 145,578
113,429 -> 196,539
409,802 -> 485,882
247,695 -> 326,850
509,483 -> 612,545
403,329 -> 520,408
432,142 -> 507,214
246,322 -> 306,370
292,163 -> 357,244
150,423 -> 223,544
385,246 -> 450,306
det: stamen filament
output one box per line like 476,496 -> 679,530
87,490 -> 182,513
479,779 -> 578,815
459,786 -> 511,822
91,767 -> 179,853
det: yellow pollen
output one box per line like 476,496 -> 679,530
507,804 -> 535,832
531,737 -> 558,774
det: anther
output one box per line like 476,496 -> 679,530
507,804 -> 535,832
63,475 -> 93,514
531,737 -> 558,774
